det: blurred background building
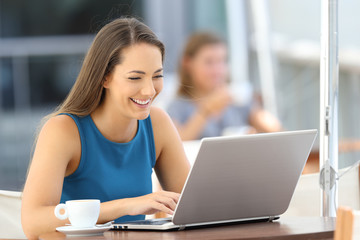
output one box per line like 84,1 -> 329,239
1,0 -> 360,191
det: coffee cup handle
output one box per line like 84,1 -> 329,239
54,203 -> 68,220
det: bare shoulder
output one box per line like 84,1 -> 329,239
149,106 -> 174,130
45,114 -> 76,127
150,106 -> 171,121
149,107 -> 179,152
38,114 -> 80,153
41,114 -> 78,138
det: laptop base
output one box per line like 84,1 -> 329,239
112,216 -> 280,231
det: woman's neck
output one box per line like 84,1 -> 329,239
191,87 -> 213,99
90,102 -> 138,143
191,82 -> 228,99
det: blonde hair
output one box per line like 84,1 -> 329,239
177,32 -> 225,98
48,17 -> 164,119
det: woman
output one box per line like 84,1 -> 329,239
167,32 -> 282,140
21,18 -> 190,239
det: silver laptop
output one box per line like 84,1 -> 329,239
113,129 -> 317,230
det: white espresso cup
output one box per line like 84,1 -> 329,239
54,199 -> 100,228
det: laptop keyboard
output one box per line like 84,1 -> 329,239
126,218 -> 172,225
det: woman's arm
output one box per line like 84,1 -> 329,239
151,107 -> 191,193
21,115 -> 80,239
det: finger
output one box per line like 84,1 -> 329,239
156,191 -> 180,203
152,201 -> 174,215
154,196 -> 177,211
151,192 -> 178,210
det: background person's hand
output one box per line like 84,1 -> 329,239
199,87 -> 232,117
126,190 -> 180,216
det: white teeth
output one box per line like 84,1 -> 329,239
131,98 -> 151,105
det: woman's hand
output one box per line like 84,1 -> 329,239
126,191 -> 180,216
199,87 -> 232,117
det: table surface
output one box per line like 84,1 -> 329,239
39,216 -> 336,240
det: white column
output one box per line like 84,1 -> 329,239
249,0 -> 278,117
319,0 -> 339,217
225,0 -> 249,83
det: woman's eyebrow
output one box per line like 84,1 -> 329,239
127,68 -> 163,74
127,70 -> 146,74
154,68 -> 163,73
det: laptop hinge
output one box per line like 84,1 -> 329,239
268,216 -> 276,222
178,225 -> 186,231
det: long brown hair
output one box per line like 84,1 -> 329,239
177,32 -> 225,98
49,17 -> 165,119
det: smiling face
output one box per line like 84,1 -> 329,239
103,42 -> 163,120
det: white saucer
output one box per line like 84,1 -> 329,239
56,225 -> 112,236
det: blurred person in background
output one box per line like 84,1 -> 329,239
21,17 -> 190,239
167,32 -> 282,140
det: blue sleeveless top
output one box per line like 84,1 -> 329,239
60,114 -> 156,223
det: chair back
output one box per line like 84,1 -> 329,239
0,190 -> 26,239
334,206 -> 360,240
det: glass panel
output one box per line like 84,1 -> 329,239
0,0 -> 143,37
0,0 -> 144,191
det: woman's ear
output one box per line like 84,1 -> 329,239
103,75 -> 111,89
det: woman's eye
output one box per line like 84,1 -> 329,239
128,77 -> 141,80
153,75 -> 164,79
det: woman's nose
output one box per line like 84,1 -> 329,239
141,79 -> 156,96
